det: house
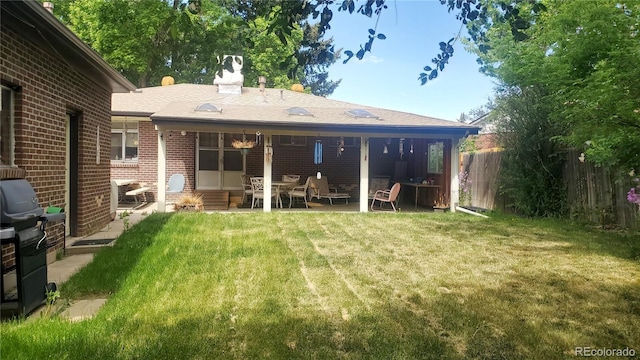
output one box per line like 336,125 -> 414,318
467,112 -> 500,151
1,0 -> 136,266
111,58 -> 479,212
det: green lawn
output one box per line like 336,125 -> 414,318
2,212 -> 639,359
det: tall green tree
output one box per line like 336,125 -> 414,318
63,0 -> 240,87
494,86 -> 567,217
53,0 -> 340,94
468,0 -> 640,173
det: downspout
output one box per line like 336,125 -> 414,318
456,206 -> 489,218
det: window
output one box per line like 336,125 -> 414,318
428,142 -> 444,174
279,135 -> 307,146
111,121 -> 138,161
198,132 -> 219,171
1,86 -> 14,166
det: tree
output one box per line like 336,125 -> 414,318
243,16 -> 303,89
220,0 -> 341,96
226,0 -> 544,85
468,0 -> 640,173
495,86 -> 567,217
54,0 -> 341,94
64,0 -> 239,87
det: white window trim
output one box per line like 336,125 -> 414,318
111,121 -> 139,162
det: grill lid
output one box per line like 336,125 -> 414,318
0,179 -> 44,226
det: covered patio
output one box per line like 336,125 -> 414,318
149,98 -> 478,213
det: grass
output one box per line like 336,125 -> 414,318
1,212 -> 639,359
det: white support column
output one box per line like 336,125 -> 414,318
450,137 -> 461,212
359,136 -> 370,212
157,128 -> 167,212
262,132 -> 273,212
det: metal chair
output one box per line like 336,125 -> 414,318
250,177 -> 278,209
166,174 -> 185,204
370,182 -> 401,212
240,174 -> 253,205
288,177 -> 310,208
282,174 -> 300,184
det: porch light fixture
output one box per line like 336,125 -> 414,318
410,139 -> 414,154
383,138 -> 391,154
337,137 -> 345,157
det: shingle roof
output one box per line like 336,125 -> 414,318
112,84 -> 479,136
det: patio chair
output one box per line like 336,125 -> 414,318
308,176 -> 351,205
368,176 -> 390,199
288,176 -> 310,208
240,174 -> 253,205
282,174 -> 300,184
370,182 -> 401,212
166,173 -> 185,198
250,177 -> 279,209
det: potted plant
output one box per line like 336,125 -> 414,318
433,194 -> 449,212
232,139 -> 256,155
174,193 -> 204,212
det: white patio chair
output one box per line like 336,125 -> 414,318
250,177 -> 279,209
288,176 -> 310,208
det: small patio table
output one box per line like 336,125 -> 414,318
399,182 -> 440,210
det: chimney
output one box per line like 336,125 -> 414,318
43,2 -> 54,13
258,76 -> 266,92
213,55 -> 244,94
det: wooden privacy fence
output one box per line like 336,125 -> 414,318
461,150 -> 639,229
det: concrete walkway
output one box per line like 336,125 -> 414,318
30,205 -> 152,321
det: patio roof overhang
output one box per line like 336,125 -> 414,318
151,116 -> 477,138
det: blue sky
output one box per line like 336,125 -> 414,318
324,1 -> 497,121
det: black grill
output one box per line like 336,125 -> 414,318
1,178 -> 57,318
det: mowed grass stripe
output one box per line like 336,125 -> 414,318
1,212 -> 638,359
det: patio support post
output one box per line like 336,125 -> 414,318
450,137 -> 462,212
359,136 -> 370,212
262,132 -> 273,212
157,127 -> 167,212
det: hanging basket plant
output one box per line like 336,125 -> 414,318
232,139 -> 256,149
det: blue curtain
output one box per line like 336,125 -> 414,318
314,141 -> 323,164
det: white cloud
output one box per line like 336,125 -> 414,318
362,55 -> 384,64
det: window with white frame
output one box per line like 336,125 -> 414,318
111,121 -> 139,161
428,142 -> 444,174
1,86 -> 15,166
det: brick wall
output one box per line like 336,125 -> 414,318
1,26 -> 114,266
110,131 -> 452,204
111,125 -> 195,202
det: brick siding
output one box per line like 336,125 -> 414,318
1,26 -> 114,268
111,131 -> 452,203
